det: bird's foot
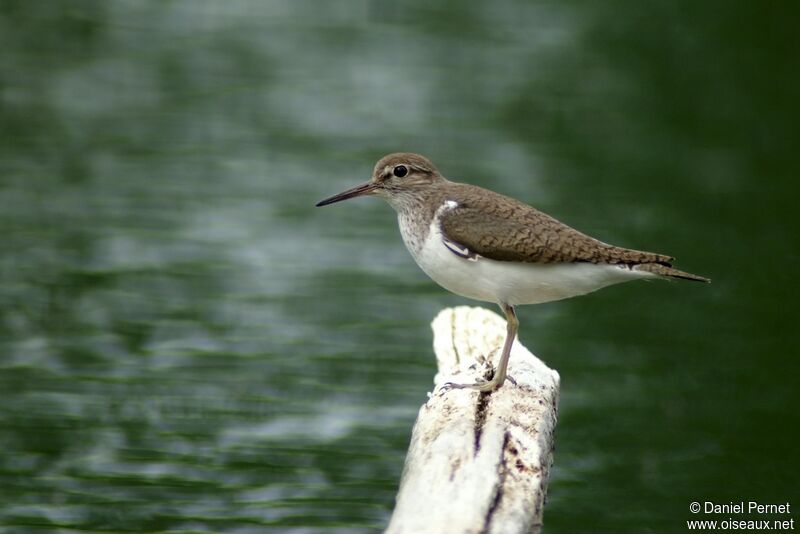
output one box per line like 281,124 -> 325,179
442,371 -> 516,393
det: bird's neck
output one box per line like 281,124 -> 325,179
390,186 -> 447,260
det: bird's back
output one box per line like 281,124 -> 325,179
439,182 -> 673,266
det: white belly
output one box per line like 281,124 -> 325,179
402,216 -> 655,306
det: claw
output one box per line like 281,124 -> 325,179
441,372 -> 515,393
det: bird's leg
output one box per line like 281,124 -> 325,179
444,304 -> 518,392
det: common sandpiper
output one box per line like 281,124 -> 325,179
316,153 -> 709,392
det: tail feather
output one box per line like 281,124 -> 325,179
634,263 -> 710,283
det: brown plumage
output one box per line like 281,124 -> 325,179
355,153 -> 707,283
437,182 -> 709,282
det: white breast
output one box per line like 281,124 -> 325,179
398,201 -> 655,306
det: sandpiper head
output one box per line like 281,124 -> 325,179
315,153 -> 441,208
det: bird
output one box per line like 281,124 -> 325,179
316,153 -> 709,392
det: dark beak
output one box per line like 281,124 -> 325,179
315,181 -> 379,207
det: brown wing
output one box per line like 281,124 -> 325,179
438,185 -> 673,265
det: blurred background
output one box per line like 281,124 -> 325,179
1,1 -> 797,532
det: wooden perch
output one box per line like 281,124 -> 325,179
387,306 -> 560,534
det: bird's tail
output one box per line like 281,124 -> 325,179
634,263 -> 710,283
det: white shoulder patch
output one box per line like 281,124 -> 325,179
436,200 -> 478,261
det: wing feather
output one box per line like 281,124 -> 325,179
438,185 -> 673,266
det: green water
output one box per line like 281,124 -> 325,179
1,2 -> 797,532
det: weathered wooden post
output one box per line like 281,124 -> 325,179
387,306 -> 560,534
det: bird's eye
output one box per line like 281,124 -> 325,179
393,165 -> 408,178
